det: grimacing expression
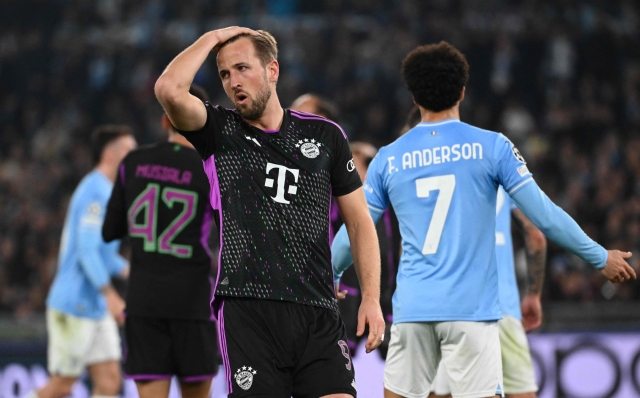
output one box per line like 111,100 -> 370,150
217,38 -> 274,121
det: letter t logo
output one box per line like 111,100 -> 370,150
265,163 -> 300,204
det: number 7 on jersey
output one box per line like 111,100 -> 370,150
415,175 -> 456,255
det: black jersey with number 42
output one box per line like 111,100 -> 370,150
180,104 -> 362,311
103,142 -> 214,320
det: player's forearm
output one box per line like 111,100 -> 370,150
511,182 -> 607,268
513,209 -> 547,295
79,252 -> 111,291
331,225 -> 354,284
524,239 -> 546,295
155,32 -> 219,107
331,208 -> 383,284
347,218 -> 381,301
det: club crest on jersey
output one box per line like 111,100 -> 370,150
511,145 -> 526,164
296,138 -> 322,159
235,366 -> 257,391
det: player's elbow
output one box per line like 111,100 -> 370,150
527,228 -> 547,251
154,76 -> 183,107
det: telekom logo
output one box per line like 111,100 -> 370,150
264,162 -> 299,204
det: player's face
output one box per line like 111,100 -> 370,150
217,38 -> 274,121
110,135 -> 137,165
290,97 -> 320,115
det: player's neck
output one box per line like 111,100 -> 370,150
244,95 -> 284,132
96,162 -> 117,183
168,132 -> 195,149
418,105 -> 460,124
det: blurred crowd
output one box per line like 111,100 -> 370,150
1,0 -> 640,316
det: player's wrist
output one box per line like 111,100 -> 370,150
360,294 -> 380,304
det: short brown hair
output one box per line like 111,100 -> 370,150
91,124 -> 134,163
402,41 -> 469,112
219,30 -> 278,66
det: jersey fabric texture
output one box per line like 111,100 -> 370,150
180,104 -> 362,311
217,298 -> 357,398
363,119 -> 534,323
47,170 -> 126,319
102,142 -> 214,320
495,187 -> 521,320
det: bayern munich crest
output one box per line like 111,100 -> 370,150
235,366 -> 257,390
296,138 -> 322,158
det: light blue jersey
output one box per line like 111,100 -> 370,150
47,170 -> 126,319
333,119 -> 607,324
362,119 -> 533,322
495,187 -> 521,320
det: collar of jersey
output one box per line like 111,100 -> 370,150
242,109 -> 291,138
418,118 -> 461,127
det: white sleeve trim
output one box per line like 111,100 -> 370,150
508,178 -> 534,195
368,204 -> 386,213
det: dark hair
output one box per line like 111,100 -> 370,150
218,30 -> 278,67
91,124 -> 134,164
399,106 -> 423,137
189,84 -> 210,103
314,96 -> 339,122
401,41 -> 469,112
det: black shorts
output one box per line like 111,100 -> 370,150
124,316 -> 218,381
217,297 -> 356,398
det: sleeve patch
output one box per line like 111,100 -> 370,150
511,145 -> 526,164
517,165 -> 530,176
81,202 -> 103,227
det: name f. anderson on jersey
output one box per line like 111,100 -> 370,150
389,142 -> 483,173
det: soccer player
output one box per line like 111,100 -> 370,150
154,27 -> 385,398
27,126 -> 136,398
331,41 -> 635,398
102,85 -> 218,398
291,93 -> 340,122
429,187 -> 547,398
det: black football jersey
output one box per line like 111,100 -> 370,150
103,142 -> 214,320
180,104 -> 362,310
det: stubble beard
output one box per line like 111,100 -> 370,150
236,78 -> 272,121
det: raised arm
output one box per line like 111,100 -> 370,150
511,208 -> 547,331
154,27 -> 256,131
510,181 -> 636,283
334,187 -> 385,353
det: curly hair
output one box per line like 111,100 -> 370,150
401,41 -> 469,112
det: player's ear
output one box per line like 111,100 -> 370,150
459,87 -> 466,103
267,59 -> 279,83
161,114 -> 172,130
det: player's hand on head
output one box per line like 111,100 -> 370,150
357,297 -> 385,354
211,26 -> 259,51
601,250 -> 636,284
520,293 -> 543,332
335,283 -> 348,300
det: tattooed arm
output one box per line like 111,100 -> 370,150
512,208 -> 547,331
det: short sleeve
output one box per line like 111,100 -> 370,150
493,134 -> 534,195
363,153 -> 389,214
330,126 -> 362,196
177,101 -> 225,160
103,161 -> 128,242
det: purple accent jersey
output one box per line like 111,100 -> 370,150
103,142 -> 215,320
180,104 -> 362,310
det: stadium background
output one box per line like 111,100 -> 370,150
1,0 -> 640,397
